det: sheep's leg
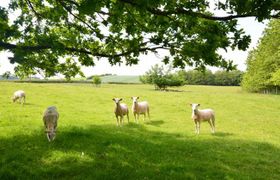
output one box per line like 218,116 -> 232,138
120,116 -> 123,127
127,112 -> 129,123
143,113 -> 146,122
133,113 -> 137,123
116,116 -> 119,126
211,117 -> 215,133
197,122 -> 200,134
137,114 -> 140,123
208,120 -> 214,133
194,121 -> 198,134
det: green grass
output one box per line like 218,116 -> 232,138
0,82 -> 280,179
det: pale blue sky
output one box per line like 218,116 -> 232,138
0,1 -> 267,77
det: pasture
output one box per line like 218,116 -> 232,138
0,82 -> 280,179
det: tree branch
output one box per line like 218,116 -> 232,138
56,0 -> 97,33
0,41 -> 168,58
25,0 -> 43,19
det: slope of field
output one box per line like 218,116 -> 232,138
0,83 -> 280,179
101,75 -> 140,84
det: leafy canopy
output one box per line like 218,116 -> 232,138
0,0 -> 279,77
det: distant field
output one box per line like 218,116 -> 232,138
100,75 -> 140,84
0,82 -> 280,179
3,75 -> 141,84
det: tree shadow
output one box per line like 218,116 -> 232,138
0,125 -> 279,179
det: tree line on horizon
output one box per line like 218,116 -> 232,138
140,64 -> 243,90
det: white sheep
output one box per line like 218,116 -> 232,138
43,106 -> 59,141
131,96 -> 150,123
12,90 -> 26,105
112,98 -> 129,126
190,103 -> 215,134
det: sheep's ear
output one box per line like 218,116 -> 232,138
119,98 -> 123,101
137,97 -> 139,99
189,103 -> 192,106
112,98 -> 115,101
131,97 -> 133,99
198,104 -> 200,106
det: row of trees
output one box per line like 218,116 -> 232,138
140,64 -> 243,90
242,20 -> 280,93
178,69 -> 243,86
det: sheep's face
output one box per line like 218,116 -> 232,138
190,103 -> 200,111
112,98 -> 122,104
131,97 -> 139,105
12,96 -> 17,102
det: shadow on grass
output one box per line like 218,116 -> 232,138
212,132 -> 234,137
0,125 -> 279,179
145,120 -> 164,127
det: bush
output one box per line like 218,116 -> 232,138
140,64 -> 185,90
92,76 -> 102,87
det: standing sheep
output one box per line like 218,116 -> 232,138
43,106 -> 59,141
131,96 -> 150,123
190,103 -> 215,134
112,98 -> 129,126
12,90 -> 26,105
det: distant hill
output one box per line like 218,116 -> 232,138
100,75 -> 140,84
0,75 -> 18,80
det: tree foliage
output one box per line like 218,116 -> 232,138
0,0 -> 279,77
92,75 -> 102,87
242,20 -> 280,93
140,64 -> 184,90
1,71 -> 11,79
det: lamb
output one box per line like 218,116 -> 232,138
43,106 -> 59,141
12,90 -> 26,105
190,103 -> 215,134
131,96 -> 150,123
112,98 -> 129,126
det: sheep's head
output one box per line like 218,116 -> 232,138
45,128 -> 56,141
190,103 -> 200,111
45,124 -> 56,141
112,98 -> 122,105
131,97 -> 139,104
12,96 -> 16,103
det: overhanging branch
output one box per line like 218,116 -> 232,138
0,41 -> 168,58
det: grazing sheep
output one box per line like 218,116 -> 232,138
112,98 -> 129,126
12,90 -> 26,105
43,106 -> 59,141
190,103 -> 215,134
131,96 -> 150,123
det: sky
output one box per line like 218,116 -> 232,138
0,1 -> 267,77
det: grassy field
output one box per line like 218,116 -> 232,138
0,82 -> 280,179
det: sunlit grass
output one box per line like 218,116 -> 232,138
0,82 -> 280,179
